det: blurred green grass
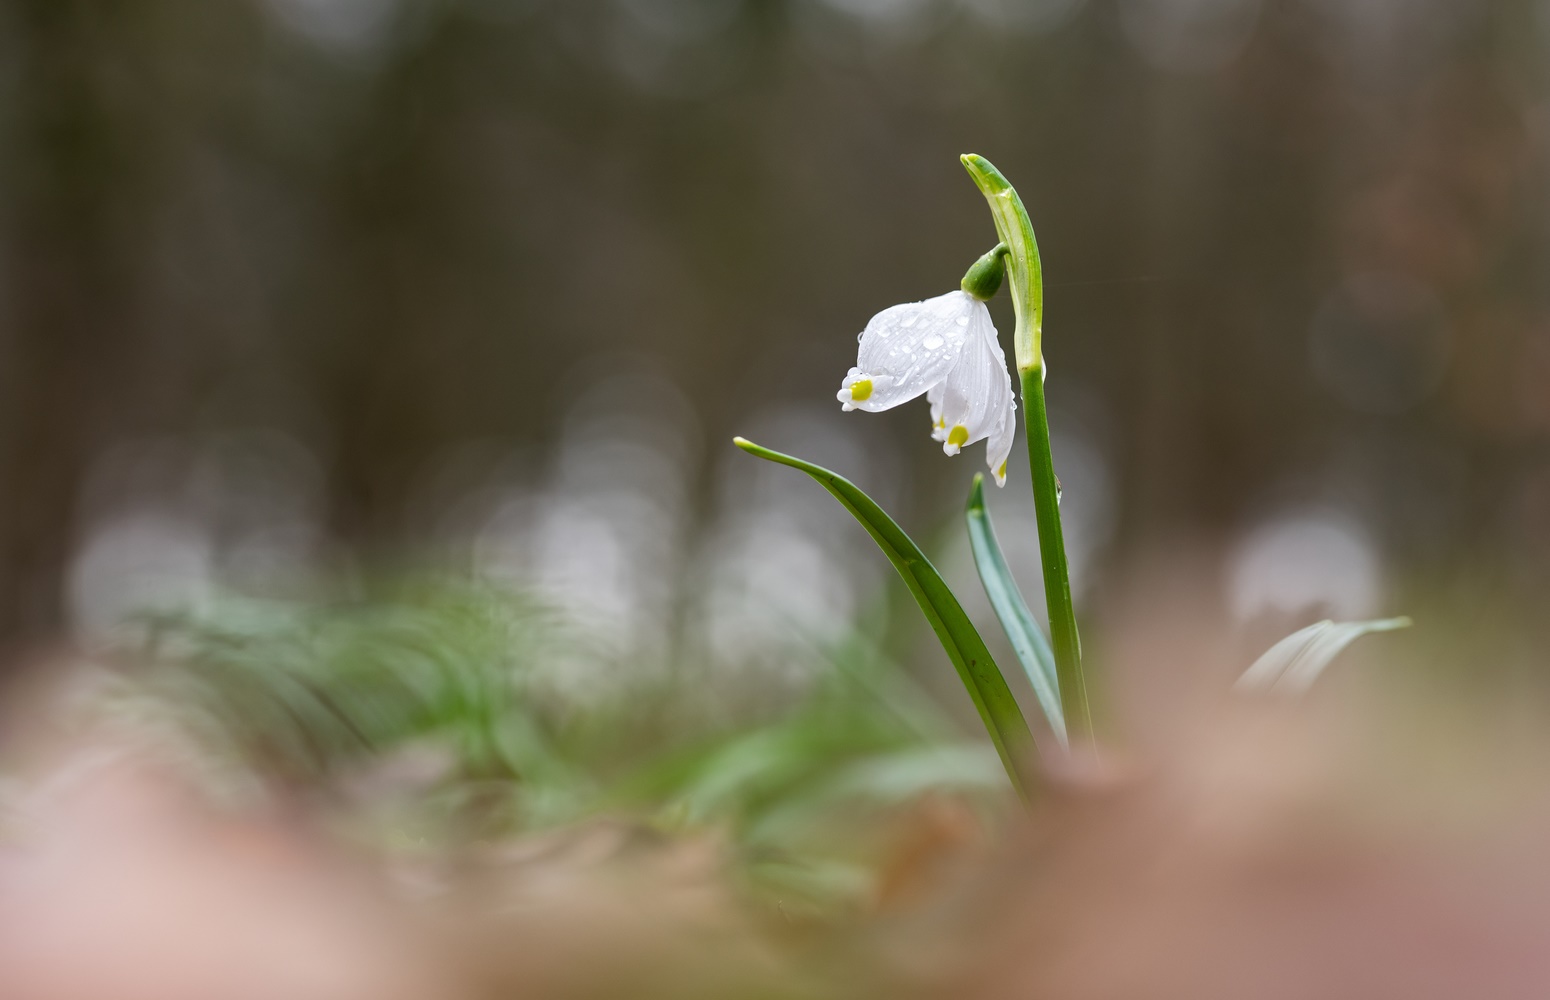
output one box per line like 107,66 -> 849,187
113,575 -> 1010,917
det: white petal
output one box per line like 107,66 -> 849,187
927,382 -> 947,441
936,300 -> 1015,461
836,291 -> 975,413
986,398 -> 1016,486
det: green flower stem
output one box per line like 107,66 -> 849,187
1021,370 -> 1092,745
961,152 -> 1092,745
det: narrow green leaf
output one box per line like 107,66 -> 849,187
1236,617 -> 1412,697
965,474 -> 1065,746
733,437 -> 1038,800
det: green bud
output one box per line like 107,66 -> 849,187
960,243 -> 1009,301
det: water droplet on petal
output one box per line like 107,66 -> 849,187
956,315 -> 969,326
903,315 -> 918,328
857,331 -> 865,343
922,334 -> 944,350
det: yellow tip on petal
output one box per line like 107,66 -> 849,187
947,425 -> 969,448
997,461 -> 1007,480
848,378 -> 873,402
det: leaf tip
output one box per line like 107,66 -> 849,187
967,473 -> 986,512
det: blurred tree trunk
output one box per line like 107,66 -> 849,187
0,0 -> 148,664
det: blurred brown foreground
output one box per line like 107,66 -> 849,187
4,665 -> 1550,1000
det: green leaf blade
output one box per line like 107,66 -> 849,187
965,474 -> 1065,746
733,437 -> 1038,800
1237,617 -> 1413,697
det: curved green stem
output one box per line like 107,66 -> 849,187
1022,371 -> 1091,744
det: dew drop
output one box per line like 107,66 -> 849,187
902,315 -> 918,328
922,334 -> 944,350
857,331 -> 865,343
956,315 -> 969,326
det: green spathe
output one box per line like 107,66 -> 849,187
960,154 -> 1045,373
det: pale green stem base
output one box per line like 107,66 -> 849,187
1020,368 -> 1093,745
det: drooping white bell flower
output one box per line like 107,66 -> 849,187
837,288 -> 1017,485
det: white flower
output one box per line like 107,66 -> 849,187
837,290 -> 1016,486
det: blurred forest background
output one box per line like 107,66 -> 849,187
2,0 -> 1549,689
7,6 -> 1550,995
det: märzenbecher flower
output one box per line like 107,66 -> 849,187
836,250 -> 1016,485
